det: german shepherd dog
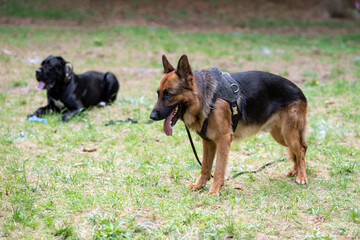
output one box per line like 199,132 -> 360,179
150,55 -> 308,195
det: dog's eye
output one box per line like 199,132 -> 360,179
163,90 -> 172,100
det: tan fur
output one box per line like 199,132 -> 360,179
186,99 -> 308,194
153,55 -> 308,195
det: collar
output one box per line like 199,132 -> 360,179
64,62 -> 74,82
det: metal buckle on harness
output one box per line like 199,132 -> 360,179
230,83 -> 239,93
232,104 -> 238,115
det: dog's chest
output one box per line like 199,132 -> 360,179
50,97 -> 65,109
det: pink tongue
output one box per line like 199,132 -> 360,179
36,81 -> 45,90
163,109 -> 175,136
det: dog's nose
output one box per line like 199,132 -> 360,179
36,68 -> 42,73
150,110 -> 159,120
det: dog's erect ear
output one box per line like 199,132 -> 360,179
176,55 -> 192,79
162,55 -> 175,73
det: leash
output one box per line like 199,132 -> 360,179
185,125 -> 285,181
105,118 -> 156,126
185,126 -> 214,177
225,157 -> 285,181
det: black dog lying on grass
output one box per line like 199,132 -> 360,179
28,55 -> 120,121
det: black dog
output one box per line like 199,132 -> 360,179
28,55 -> 120,121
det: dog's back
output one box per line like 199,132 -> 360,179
76,71 -> 120,106
230,71 -> 306,125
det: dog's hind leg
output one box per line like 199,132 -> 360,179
272,126 -> 307,183
102,72 -> 120,104
61,108 -> 82,122
284,149 -> 298,177
270,128 -> 298,176
283,130 -> 307,184
187,139 -> 216,190
280,101 -> 308,184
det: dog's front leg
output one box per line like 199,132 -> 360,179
28,105 -> 55,118
62,108 -> 82,122
187,139 -> 216,190
208,133 -> 233,195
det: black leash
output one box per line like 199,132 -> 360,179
105,118 -> 154,126
185,126 -> 214,178
185,125 -> 285,181
225,157 -> 285,181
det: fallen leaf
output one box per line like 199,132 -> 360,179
234,184 -> 243,190
83,148 -> 97,152
74,162 -> 85,167
324,100 -> 336,105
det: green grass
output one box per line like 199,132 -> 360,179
0,0 -> 95,21
0,23 -> 359,239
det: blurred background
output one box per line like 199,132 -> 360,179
0,0 -> 359,32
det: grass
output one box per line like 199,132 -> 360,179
0,0 -> 95,21
0,23 -> 359,239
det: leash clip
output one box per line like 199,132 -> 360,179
232,104 -> 238,115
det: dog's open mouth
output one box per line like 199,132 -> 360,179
163,103 -> 185,136
36,81 -> 46,90
36,81 -> 55,90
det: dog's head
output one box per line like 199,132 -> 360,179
150,55 -> 195,136
35,55 -> 73,90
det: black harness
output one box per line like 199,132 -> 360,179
197,68 -> 241,141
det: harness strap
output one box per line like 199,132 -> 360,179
197,101 -> 215,141
197,118 -> 210,141
197,69 -> 241,140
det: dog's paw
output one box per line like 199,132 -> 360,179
205,191 -> 220,196
285,169 -> 297,177
296,176 -> 307,185
61,115 -> 69,122
98,101 -> 106,107
187,184 -> 204,190
27,114 -> 35,119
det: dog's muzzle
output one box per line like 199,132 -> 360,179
35,68 -> 45,82
149,110 -> 161,120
